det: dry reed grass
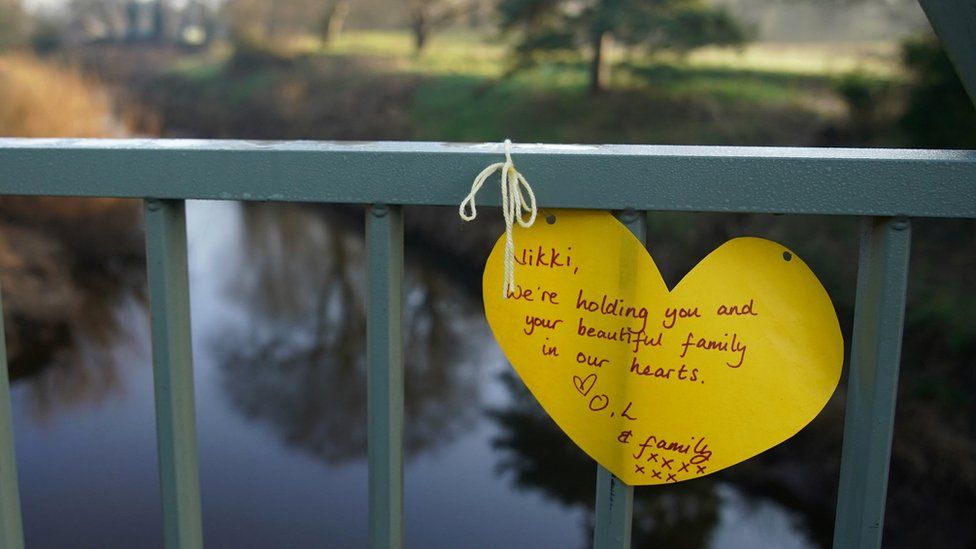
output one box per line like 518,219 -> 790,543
0,54 -> 119,137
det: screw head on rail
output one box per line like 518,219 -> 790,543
371,204 -> 389,217
146,199 -> 161,211
891,217 -> 909,231
618,209 -> 639,223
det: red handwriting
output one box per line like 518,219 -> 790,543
716,299 -> 758,316
576,289 -> 649,333
506,285 -> 533,301
629,357 -> 699,382
576,318 -> 662,353
576,352 -> 609,368
631,434 -> 712,464
678,331 -> 747,368
507,263 -> 755,482
662,306 -> 701,329
523,315 -> 564,335
589,394 -> 610,411
573,373 -> 597,396
541,340 -> 559,357
515,246 -> 575,271
621,402 -> 638,420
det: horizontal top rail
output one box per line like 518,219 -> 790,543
1,138 -> 975,217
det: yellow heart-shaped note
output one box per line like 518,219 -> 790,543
483,210 -> 843,485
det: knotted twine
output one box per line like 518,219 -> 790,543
460,139 -> 537,298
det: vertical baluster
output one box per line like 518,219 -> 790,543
366,204 -> 404,549
145,199 -> 203,549
593,468 -> 634,549
833,216 -> 911,549
0,286 -> 24,549
592,209 -> 644,549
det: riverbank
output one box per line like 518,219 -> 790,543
0,54 -> 144,375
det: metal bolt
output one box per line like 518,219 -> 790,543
619,209 -> 639,223
147,199 -> 160,211
891,217 -> 909,231
371,204 -> 389,217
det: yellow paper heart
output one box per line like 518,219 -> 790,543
483,210 -> 843,485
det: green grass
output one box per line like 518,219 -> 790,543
312,31 -> 897,143
324,30 -> 506,77
318,30 -> 902,78
169,56 -> 223,81
683,41 -> 902,78
145,30 -> 907,145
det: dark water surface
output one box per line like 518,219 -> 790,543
11,201 -> 814,548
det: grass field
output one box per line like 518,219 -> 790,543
137,30 -> 907,146
319,31 -> 903,77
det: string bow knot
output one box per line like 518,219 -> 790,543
460,139 -> 537,297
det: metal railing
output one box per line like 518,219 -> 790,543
0,140 -> 974,549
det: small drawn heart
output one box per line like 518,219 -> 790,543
483,210 -> 843,485
573,373 -> 597,396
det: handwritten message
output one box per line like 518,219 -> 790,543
483,210 -> 843,485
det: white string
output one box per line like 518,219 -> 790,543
460,139 -> 537,298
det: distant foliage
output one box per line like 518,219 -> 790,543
0,55 -> 116,137
30,18 -> 66,55
899,37 -> 976,149
407,0 -> 471,53
497,0 -> 748,93
830,70 -> 892,145
0,0 -> 24,51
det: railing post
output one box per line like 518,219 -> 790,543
592,209 -> 643,549
593,468 -> 634,549
366,204 -> 404,549
833,216 -> 911,549
145,199 -> 203,549
0,285 -> 25,549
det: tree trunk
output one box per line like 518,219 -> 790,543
412,10 -> 430,53
264,3 -> 277,39
320,0 -> 350,44
468,0 -> 483,28
152,0 -> 166,43
589,31 -> 611,94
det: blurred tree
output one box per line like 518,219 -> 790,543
151,0 -> 166,42
223,0 -> 343,46
498,0 -> 747,93
220,0 -> 271,43
264,0 -> 307,38
899,36 -> 976,149
178,0 -> 217,45
69,0 -> 141,41
319,0 -> 350,44
30,16 -> 66,54
714,0 -> 925,42
0,0 -> 25,50
407,0 -> 470,53
68,0 -> 197,43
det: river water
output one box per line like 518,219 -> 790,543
10,201 -> 817,548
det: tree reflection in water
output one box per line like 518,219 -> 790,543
213,203 -> 480,464
2,197 -> 146,422
11,292 -> 142,424
490,371 -> 721,548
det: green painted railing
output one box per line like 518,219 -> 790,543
0,4 -> 975,546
